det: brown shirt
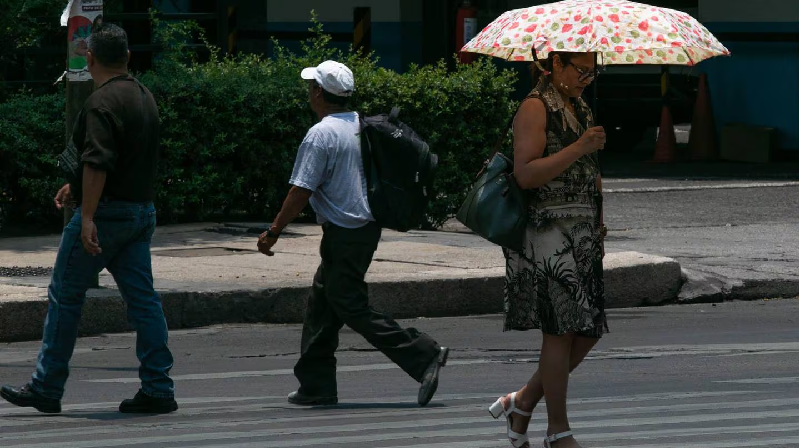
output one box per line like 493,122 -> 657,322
71,74 -> 159,203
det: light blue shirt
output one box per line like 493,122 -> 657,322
289,112 -> 374,229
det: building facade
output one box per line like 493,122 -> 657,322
226,0 -> 796,155
6,1 -> 788,155
698,0 -> 799,154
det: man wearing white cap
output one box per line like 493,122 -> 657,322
257,60 -> 449,407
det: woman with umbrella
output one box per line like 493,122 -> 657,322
492,48 -> 606,448
462,1 -> 729,447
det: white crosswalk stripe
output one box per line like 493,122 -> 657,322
2,384 -> 799,448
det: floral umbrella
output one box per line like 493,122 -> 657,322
461,0 -> 730,65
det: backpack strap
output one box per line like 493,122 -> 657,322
358,114 -> 375,189
388,107 -> 400,124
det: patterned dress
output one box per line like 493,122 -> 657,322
503,78 -> 608,338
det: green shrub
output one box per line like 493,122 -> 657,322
0,16 -> 517,232
0,90 -> 65,227
355,60 -> 517,227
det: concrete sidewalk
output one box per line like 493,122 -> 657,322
0,222 -> 687,342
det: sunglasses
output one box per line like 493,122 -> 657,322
568,63 -> 601,83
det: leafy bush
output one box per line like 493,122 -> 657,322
0,15 -> 517,232
0,0 -> 126,101
0,90 -> 65,228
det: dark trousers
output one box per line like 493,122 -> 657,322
293,221 -> 440,396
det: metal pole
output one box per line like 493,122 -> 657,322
64,0 -> 102,288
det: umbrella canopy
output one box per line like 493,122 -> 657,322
461,0 -> 730,65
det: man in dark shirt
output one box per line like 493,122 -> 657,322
1,24 -> 177,414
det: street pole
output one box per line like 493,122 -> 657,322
64,82 -> 93,226
63,0 -> 102,288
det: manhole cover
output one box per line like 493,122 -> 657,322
153,247 -> 258,257
0,266 -> 53,277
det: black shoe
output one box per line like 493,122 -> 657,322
287,390 -> 338,406
418,346 -> 449,407
0,384 -> 61,414
119,389 -> 178,414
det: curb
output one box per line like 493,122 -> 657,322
6,254 -> 798,343
0,278 -> 503,342
0,251 -> 685,342
679,269 -> 799,304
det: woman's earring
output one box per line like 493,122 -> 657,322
560,82 -> 570,90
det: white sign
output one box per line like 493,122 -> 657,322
62,0 -> 103,81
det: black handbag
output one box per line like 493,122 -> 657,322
456,99 -> 534,252
57,139 -> 81,182
456,151 -> 527,251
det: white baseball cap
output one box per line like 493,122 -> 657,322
301,60 -> 355,97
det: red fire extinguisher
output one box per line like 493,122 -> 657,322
456,0 -> 478,64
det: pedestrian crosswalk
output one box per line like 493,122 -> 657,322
2,386 -> 799,447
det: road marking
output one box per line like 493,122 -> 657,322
81,359 -> 496,383
604,181 -> 799,194
0,395 -> 284,416
5,396 -> 799,439
0,389 -> 757,417
5,403 -> 799,447
81,342 -> 799,384
3,388 -> 799,447
601,436 -> 799,448
716,376 -> 799,384
383,430 -> 799,448
11,416 -> 799,448
381,433 -> 799,448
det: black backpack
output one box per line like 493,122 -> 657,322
359,107 -> 438,232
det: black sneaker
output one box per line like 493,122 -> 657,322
287,390 -> 338,406
0,384 -> 61,414
418,347 -> 449,407
119,389 -> 178,414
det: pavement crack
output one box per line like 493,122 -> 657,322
337,347 -> 379,352
466,348 -> 537,353
372,258 -> 460,268
227,352 -> 299,358
90,346 -> 131,352
372,258 -> 498,269
227,347 -> 382,358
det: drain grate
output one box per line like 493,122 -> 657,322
0,266 -> 53,277
153,247 -> 258,258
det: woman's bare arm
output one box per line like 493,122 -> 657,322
512,99 -> 589,189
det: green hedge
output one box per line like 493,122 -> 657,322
0,19 -> 517,232
0,91 -> 65,226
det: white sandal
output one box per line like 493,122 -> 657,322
488,392 -> 533,448
543,430 -> 574,447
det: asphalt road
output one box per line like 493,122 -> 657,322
1,178 -> 798,447
603,180 -> 799,229
602,181 -> 799,293
2,299 -> 799,447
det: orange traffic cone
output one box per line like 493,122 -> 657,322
652,104 -> 677,163
689,73 -> 718,161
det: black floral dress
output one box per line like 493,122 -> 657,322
503,78 -> 608,338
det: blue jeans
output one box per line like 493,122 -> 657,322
31,201 -> 175,399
